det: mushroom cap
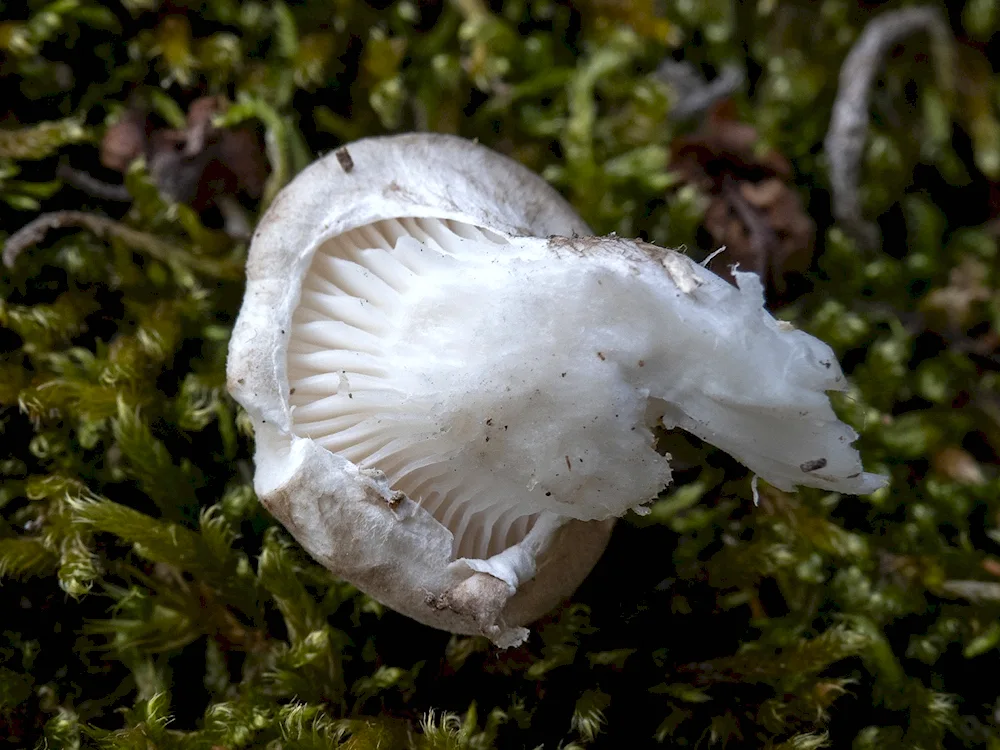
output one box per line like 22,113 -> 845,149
228,133 -> 885,647
228,134 -> 612,646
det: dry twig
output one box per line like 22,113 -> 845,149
56,163 -> 131,203
2,210 -> 241,279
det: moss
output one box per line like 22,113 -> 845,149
2,0 -> 1000,747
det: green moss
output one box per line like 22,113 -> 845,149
2,0 -> 1000,747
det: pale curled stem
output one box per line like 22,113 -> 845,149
824,6 -> 955,251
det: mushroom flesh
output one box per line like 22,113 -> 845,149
227,133 -> 885,647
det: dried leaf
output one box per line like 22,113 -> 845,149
99,97 -> 269,220
672,104 -> 815,293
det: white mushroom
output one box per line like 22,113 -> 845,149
227,133 -> 885,647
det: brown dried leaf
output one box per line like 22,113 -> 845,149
97,97 -> 269,230
671,104 -> 814,294
673,103 -> 791,180
219,128 -> 268,200
100,110 -> 148,172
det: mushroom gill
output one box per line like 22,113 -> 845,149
285,213 -> 885,568
287,217 -> 543,561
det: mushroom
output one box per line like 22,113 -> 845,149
227,133 -> 885,647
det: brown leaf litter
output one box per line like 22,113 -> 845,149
671,102 -> 815,294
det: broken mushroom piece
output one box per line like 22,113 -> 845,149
227,133 -> 885,647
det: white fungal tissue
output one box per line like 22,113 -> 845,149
229,133 -> 886,647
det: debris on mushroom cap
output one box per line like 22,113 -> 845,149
227,133 -> 886,647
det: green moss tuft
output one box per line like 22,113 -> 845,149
3,0 -> 1000,747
